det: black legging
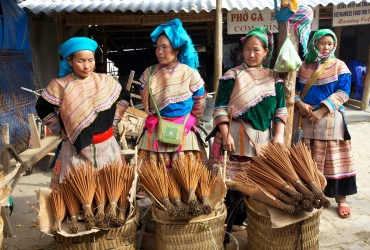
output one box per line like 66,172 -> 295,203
224,189 -> 246,243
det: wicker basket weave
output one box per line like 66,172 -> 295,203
245,198 -> 322,250
54,211 -> 139,250
152,204 -> 226,250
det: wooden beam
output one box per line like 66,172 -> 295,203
1,124 -> 10,174
214,0 -> 223,94
361,45 -> 370,111
347,98 -> 361,108
63,26 -> 80,42
277,22 -> 299,146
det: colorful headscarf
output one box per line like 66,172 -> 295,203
242,27 -> 274,68
150,18 -> 199,70
305,29 -> 337,66
59,37 -> 98,78
272,5 -> 313,56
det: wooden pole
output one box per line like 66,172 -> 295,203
213,0 -> 223,94
360,45 -> 370,111
103,31 -> 108,74
1,124 -> 10,174
277,22 -> 299,146
333,27 -> 342,58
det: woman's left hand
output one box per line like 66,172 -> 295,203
272,132 -> 284,144
307,106 -> 329,124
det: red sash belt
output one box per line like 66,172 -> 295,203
92,127 -> 114,144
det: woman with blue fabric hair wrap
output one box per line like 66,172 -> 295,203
137,18 -> 207,175
35,37 -> 131,187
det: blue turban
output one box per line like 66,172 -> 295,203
150,18 -> 199,70
59,37 -> 98,78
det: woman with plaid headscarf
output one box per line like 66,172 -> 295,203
295,29 -> 356,218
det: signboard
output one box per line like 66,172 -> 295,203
227,7 -> 319,35
333,1 -> 370,27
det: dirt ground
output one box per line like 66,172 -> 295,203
2,121 -> 370,250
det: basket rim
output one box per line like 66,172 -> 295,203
152,204 -> 226,225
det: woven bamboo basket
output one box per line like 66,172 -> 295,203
245,198 -> 322,250
152,204 -> 226,250
54,211 -> 139,250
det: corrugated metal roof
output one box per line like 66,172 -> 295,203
18,0 -> 366,15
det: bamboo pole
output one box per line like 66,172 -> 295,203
276,22 -> 299,146
213,0 -> 223,95
360,45 -> 370,111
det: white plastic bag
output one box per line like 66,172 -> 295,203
274,36 -> 302,72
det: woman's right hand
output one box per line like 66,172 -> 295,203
295,100 -> 314,117
223,134 -> 235,153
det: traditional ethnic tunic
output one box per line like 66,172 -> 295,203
137,62 -> 206,167
35,73 -> 130,186
296,59 -> 357,198
209,64 -> 288,179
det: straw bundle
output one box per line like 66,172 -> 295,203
64,163 -> 97,230
94,174 -> 107,228
116,164 -> 135,226
60,183 -> 80,234
234,171 -> 295,214
171,156 -> 204,216
100,162 -> 126,224
261,143 -> 315,202
138,162 -> 179,217
289,142 -> 331,208
0,171 -> 4,181
50,185 -> 67,235
167,170 -> 188,217
195,167 -> 217,215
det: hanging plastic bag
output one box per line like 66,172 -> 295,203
274,36 -> 302,72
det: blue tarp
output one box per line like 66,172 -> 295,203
0,0 -> 30,50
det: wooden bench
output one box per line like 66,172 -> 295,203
1,114 -> 62,237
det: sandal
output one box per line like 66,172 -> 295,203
338,203 -> 351,218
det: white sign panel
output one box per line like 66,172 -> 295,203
333,1 -> 370,27
227,7 -> 319,35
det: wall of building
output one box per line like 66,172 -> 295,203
28,17 -> 59,89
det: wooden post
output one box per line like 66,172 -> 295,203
360,45 -> 370,111
28,114 -> 42,148
1,207 -> 14,237
277,22 -> 299,146
213,0 -> 223,94
333,27 -> 342,58
1,124 -> 10,174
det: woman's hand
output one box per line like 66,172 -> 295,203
272,132 -> 284,144
307,106 -> 329,124
61,129 -> 68,140
295,100 -> 314,117
222,134 -> 235,153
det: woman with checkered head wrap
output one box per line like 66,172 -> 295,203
295,29 -> 356,218
207,27 -> 288,244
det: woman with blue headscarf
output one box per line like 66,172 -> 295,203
295,29 -> 356,218
35,37 -> 131,187
137,18 -> 207,167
